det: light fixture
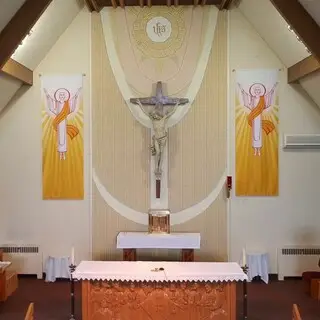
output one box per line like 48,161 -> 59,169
19,28 -> 34,47
11,28 -> 34,56
287,25 -> 311,54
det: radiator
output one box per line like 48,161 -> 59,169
277,246 -> 320,280
0,244 -> 43,279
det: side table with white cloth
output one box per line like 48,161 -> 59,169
246,252 -> 269,284
73,260 -> 248,320
45,256 -> 71,282
117,232 -> 200,262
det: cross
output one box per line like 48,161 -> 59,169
130,81 -> 189,199
130,81 -> 188,114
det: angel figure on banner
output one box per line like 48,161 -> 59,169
237,82 -> 278,156
44,87 -> 81,160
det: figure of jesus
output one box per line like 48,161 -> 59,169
44,87 -> 81,160
238,82 -> 278,156
136,100 -> 180,175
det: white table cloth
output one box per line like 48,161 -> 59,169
0,261 -> 11,273
246,252 -> 269,284
73,261 -> 248,283
116,232 -> 201,249
45,256 -> 71,282
0,261 -> 11,269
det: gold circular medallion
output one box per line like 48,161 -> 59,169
132,7 -> 186,58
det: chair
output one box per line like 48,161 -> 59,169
292,304 -> 302,320
0,254 -> 18,301
24,302 -> 34,320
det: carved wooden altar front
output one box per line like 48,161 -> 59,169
81,280 -> 236,320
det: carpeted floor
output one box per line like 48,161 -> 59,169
0,277 -> 320,319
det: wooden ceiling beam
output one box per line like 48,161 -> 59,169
1,58 -> 33,86
91,0 -> 103,11
288,55 -> 320,83
220,0 -> 235,10
0,0 -> 53,69
84,0 -> 95,11
95,0 -> 220,6
270,0 -> 320,63
110,0 -> 118,8
85,0 -> 103,11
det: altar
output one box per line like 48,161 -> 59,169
73,260 -> 247,320
117,232 -> 201,262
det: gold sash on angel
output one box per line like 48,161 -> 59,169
247,96 -> 275,135
52,101 -> 79,139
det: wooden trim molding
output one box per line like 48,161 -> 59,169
1,58 -> 33,86
288,55 -> 320,83
0,0 -> 53,69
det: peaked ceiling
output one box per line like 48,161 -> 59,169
0,0 -> 319,113
239,0 -> 320,107
0,0 -> 26,33
298,0 -> 320,26
0,0 -> 83,114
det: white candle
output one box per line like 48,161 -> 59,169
71,247 -> 75,265
242,248 -> 246,267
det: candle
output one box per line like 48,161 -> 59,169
71,247 -> 75,265
242,248 -> 246,267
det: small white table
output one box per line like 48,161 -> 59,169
247,252 -> 269,284
45,256 -> 70,282
116,232 -> 201,262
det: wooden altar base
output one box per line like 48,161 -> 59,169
81,280 -> 236,320
123,249 -> 194,262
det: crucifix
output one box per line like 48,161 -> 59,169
130,81 -> 189,199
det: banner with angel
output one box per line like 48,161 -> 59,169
235,69 -> 279,196
41,74 -> 84,200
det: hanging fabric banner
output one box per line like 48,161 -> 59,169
235,69 -> 279,196
41,74 -> 84,200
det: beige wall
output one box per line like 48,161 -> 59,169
0,9 -> 91,264
91,10 -> 228,261
229,9 -> 320,273
0,4 -> 318,275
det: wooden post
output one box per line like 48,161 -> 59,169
156,180 -> 161,198
181,249 -> 194,262
123,249 -> 137,261
242,265 -> 248,320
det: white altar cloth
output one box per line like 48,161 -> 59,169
72,261 -> 247,283
116,232 -> 200,249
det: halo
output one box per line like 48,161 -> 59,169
54,88 -> 70,101
249,83 -> 266,96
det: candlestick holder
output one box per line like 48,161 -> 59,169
241,265 -> 248,320
69,264 -> 76,320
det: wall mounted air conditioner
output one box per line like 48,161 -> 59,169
283,134 -> 320,149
